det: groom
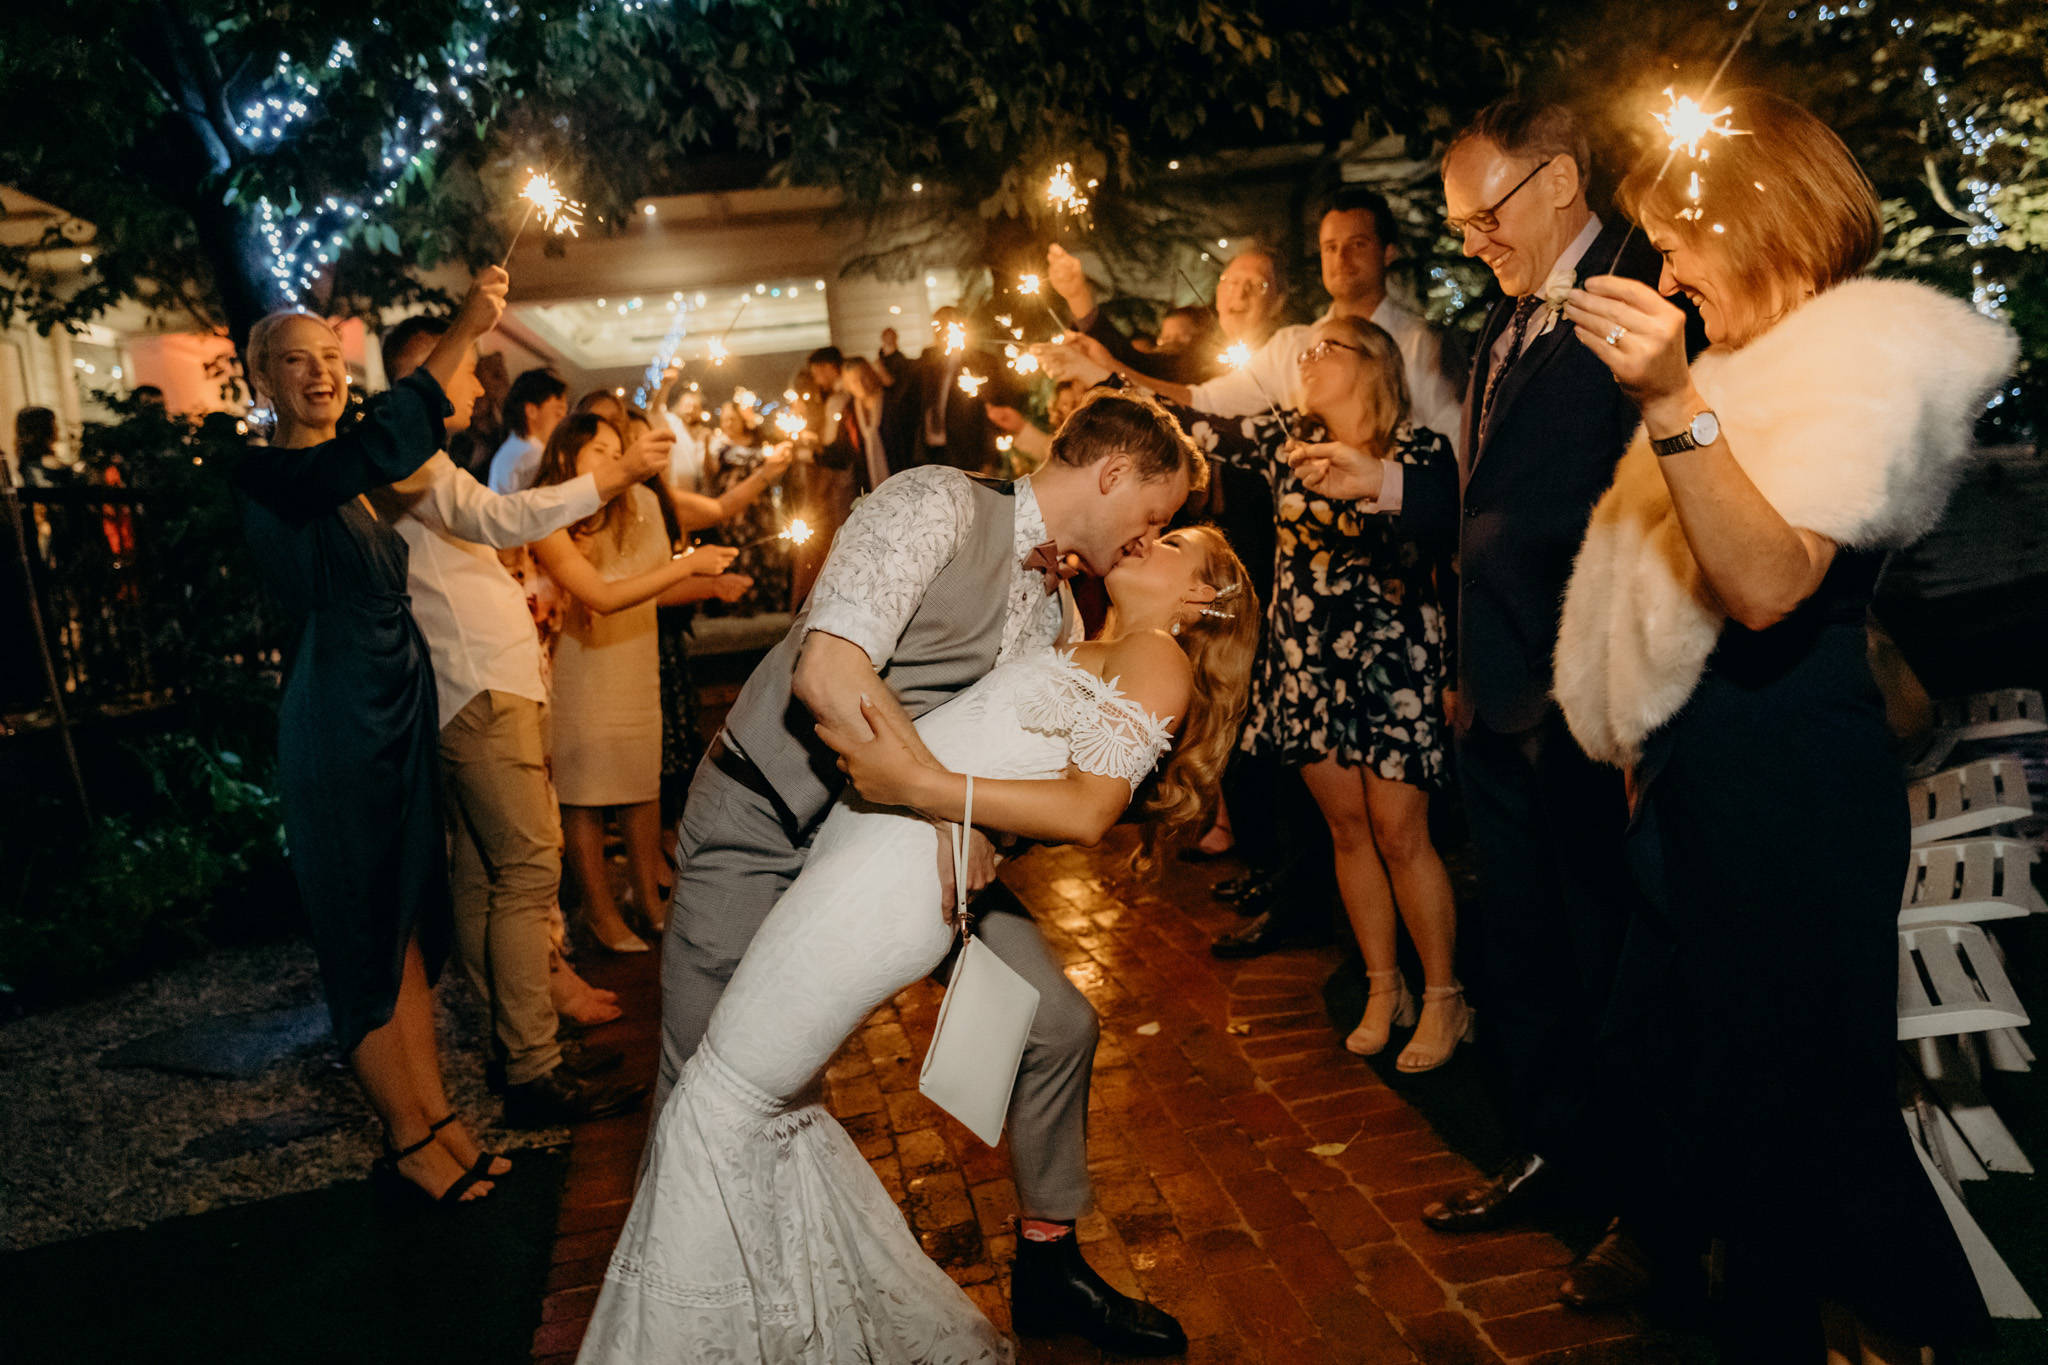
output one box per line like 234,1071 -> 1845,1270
660,387 -> 1202,1356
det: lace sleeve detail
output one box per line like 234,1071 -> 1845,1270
1017,655 -> 1177,791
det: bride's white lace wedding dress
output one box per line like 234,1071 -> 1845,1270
575,651 -> 1174,1365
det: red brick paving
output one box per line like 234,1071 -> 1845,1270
532,835 -> 1670,1363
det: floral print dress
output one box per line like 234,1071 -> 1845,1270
1177,406 -> 1454,790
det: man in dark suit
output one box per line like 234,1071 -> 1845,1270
1423,97 -> 1661,1310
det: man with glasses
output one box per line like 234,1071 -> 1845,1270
1424,96 -> 1669,1312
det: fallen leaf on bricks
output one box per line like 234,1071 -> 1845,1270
1134,1022 -> 1161,1036
1224,1022 -> 1251,1035
1308,1120 -> 1369,1158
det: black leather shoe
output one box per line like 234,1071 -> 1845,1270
1212,868 -> 1277,904
1011,1234 -> 1187,1356
1421,1151 -> 1557,1232
559,1038 -> 623,1077
502,1067 -> 649,1128
1209,907 -> 1335,959
1559,1218 -> 1652,1310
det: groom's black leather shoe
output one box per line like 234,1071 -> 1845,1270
1011,1234 -> 1187,1356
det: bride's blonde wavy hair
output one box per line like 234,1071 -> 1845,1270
1123,524 -> 1261,864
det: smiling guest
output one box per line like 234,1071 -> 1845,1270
1556,89 -> 2011,1360
235,268 -> 510,1206
1413,96 -> 1665,1309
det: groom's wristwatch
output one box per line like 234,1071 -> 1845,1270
1650,409 -> 1719,457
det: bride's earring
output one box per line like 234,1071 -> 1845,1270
1170,620 -> 1182,636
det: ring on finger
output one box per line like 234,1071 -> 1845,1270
1603,324 -> 1628,347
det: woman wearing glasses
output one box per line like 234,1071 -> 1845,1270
1150,320 -> 1467,1070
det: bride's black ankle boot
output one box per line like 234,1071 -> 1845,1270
1010,1232 -> 1188,1356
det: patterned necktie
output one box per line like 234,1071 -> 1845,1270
1479,296 -> 1543,440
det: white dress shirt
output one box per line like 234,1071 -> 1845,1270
1187,297 -> 1466,461
376,452 -> 601,726
803,465 -> 1065,671
662,415 -> 714,492
488,432 -> 544,494
1489,213 -> 1604,373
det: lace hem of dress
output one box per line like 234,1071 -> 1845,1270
1016,652 -> 1176,790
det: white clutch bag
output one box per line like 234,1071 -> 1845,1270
919,778 -> 1040,1147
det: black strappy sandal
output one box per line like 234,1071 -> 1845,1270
428,1111 -> 511,1182
372,1131 -> 493,1205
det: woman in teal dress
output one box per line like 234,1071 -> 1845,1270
236,269 -> 508,1204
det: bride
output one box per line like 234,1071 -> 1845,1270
575,524 -> 1258,1364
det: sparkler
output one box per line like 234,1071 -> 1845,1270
706,295 -> 749,366
1219,341 -> 1291,434
944,321 -> 968,356
501,170 -> 584,265
1015,272 -> 1067,333
1602,1 -> 1767,274
740,517 -> 816,551
1045,162 -> 1091,226
956,371 -> 987,398
773,409 -> 808,440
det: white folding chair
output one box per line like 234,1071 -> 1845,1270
1902,1109 -> 2041,1319
1900,838 -> 2046,927
1899,923 -> 2034,1179
1907,758 -> 2034,845
1934,688 -> 2048,742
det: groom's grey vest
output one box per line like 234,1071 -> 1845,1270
720,477 -> 1021,835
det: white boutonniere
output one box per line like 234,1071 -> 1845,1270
1537,260 -> 1577,337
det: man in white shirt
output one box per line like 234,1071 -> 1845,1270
1052,187 -> 1468,467
375,319 -> 660,1126
487,367 -> 568,493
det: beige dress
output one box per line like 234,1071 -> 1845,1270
550,485 -> 667,806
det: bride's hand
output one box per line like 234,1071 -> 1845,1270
816,695 -> 940,810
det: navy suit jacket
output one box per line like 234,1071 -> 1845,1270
1453,219 -> 1663,735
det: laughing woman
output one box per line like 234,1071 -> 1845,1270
1556,92 -> 2014,1361
236,269 -> 509,1205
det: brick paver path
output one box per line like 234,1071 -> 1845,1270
534,835 -> 1677,1363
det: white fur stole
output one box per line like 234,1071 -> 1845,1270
1553,277 -> 2017,768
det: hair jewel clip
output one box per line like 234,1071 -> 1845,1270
1198,606 -> 1235,622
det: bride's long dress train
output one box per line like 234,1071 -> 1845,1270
575,654 -> 1170,1364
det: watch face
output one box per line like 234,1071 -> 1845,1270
1690,410 -> 1720,446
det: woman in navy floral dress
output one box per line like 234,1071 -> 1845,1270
1165,316 -> 1469,1071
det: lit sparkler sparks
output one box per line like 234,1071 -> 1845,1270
956,371 -> 987,398
741,517 -> 816,551
501,169 -> 585,264
944,321 -> 968,355
1045,162 -> 1090,222
773,410 -> 808,440
706,337 -> 730,366
1015,273 -> 1066,332
1219,341 -> 1290,434
1656,91 -> 1743,160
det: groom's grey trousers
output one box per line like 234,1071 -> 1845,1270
656,758 -> 1101,1221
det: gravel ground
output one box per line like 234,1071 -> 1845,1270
0,937 -> 567,1253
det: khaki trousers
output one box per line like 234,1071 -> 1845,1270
441,690 -> 563,1084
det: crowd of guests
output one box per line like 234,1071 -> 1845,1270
229,83 -> 2015,1362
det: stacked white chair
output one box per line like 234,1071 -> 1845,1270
1896,718 -> 2043,1318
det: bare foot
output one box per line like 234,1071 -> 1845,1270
551,959 -> 624,1026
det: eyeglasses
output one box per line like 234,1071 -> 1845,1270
1445,156 -> 1557,236
1297,339 -> 1366,367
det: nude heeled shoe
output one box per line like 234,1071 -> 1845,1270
1345,969 -> 1418,1056
1396,984 -> 1477,1074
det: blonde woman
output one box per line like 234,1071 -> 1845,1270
235,269 -> 508,1204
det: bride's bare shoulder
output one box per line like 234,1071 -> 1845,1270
1091,630 -> 1191,727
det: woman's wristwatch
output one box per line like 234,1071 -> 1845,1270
1651,409 -> 1720,457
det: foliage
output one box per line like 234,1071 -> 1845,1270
52,397 -> 294,748
0,734 -> 291,1015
